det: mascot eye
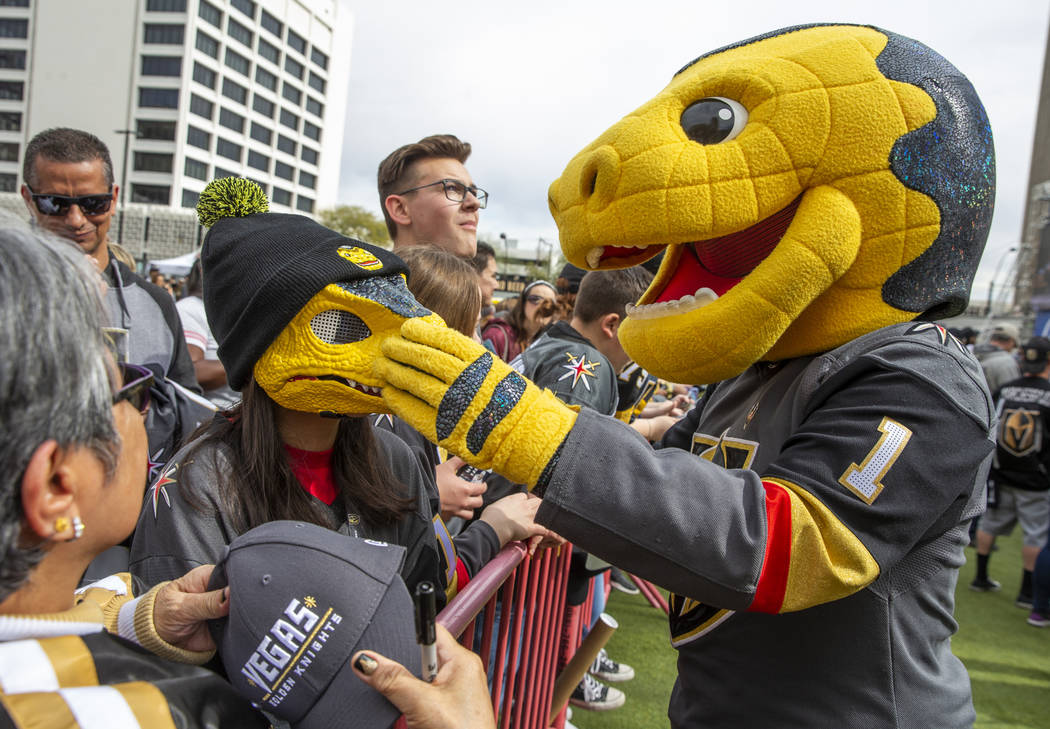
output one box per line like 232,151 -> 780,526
309,309 -> 372,345
680,97 -> 748,144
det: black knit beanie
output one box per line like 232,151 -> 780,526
197,178 -> 408,391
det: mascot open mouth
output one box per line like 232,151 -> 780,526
624,196 -> 801,320
288,374 -> 382,396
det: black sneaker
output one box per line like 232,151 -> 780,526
609,568 -> 640,595
570,673 -> 625,711
969,577 -> 1001,592
590,648 -> 635,682
1016,593 -> 1034,609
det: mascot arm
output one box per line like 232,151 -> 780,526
535,352 -> 993,614
377,318 -> 578,488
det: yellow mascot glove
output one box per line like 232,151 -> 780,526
377,318 -> 578,488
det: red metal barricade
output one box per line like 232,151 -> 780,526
436,542 -> 573,729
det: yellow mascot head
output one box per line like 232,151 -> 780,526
198,178 -> 443,416
549,24 -> 994,384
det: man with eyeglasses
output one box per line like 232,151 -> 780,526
20,127 -> 198,394
378,134 -> 487,258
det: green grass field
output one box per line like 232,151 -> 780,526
571,529 -> 1049,729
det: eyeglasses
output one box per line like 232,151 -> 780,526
24,184 -> 114,216
112,363 -> 154,415
393,179 -> 489,209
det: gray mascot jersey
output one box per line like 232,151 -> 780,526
536,322 -> 995,728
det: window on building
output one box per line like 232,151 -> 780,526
214,166 -> 238,179
0,173 -> 17,192
147,0 -> 187,10
134,152 -> 174,173
310,47 -> 328,70
0,142 -> 18,162
219,107 -> 245,133
195,29 -> 219,58
141,55 -> 181,76
231,0 -> 255,19
260,9 -> 282,38
198,0 -> 221,28
276,134 -> 296,155
191,62 -> 216,88
0,111 -> 21,132
307,71 -> 325,94
222,77 -> 248,105
181,188 -> 200,208
132,184 -> 170,205
216,137 -> 242,162
255,66 -> 277,91
184,157 -> 208,180
0,81 -> 23,101
257,37 -> 280,65
300,145 -> 318,166
279,108 -> 299,131
0,19 -> 28,38
247,150 -> 269,171
274,161 -> 294,180
224,47 -> 250,76
296,196 -> 314,214
305,97 -> 323,118
249,122 -> 272,145
189,93 -> 213,119
287,29 -> 306,54
227,17 -> 253,48
0,0 -> 29,7
143,23 -> 183,44
281,83 -> 301,106
187,125 -> 211,150
136,119 -> 176,140
299,170 -> 316,189
303,121 -> 321,142
271,187 -> 291,206
252,94 -> 275,118
139,87 -> 178,108
284,56 -> 304,80
0,49 -> 26,70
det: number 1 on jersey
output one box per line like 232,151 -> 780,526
838,417 -> 912,504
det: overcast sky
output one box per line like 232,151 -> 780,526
336,0 -> 1049,304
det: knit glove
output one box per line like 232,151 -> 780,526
376,318 -> 577,488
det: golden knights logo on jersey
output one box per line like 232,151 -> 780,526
999,407 -> 1042,457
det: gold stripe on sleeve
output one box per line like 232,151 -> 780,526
38,637 -> 99,689
115,682 -> 177,729
2,691 -> 79,729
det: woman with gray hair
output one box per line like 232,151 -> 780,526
0,222 -> 264,728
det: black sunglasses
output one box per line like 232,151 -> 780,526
113,363 -> 154,415
25,184 -> 114,216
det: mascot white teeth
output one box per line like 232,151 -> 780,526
376,24 -> 996,728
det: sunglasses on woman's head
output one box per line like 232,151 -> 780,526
113,363 -> 154,415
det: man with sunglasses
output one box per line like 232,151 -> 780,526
378,134 -> 486,258
20,128 -> 199,395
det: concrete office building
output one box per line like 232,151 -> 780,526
0,0 -> 352,259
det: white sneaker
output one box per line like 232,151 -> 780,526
589,648 -> 635,682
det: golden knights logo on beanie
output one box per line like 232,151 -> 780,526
207,521 -> 419,729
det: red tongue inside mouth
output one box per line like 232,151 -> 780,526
652,196 -> 802,305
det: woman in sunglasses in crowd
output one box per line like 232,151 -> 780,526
480,280 -> 558,362
0,221 -> 265,727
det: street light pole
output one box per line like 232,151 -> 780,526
115,128 -> 136,246
538,237 -> 553,279
986,246 -> 1018,317
499,232 -> 508,275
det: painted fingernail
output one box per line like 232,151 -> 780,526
354,653 -> 378,675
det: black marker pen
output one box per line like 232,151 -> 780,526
414,581 -> 437,682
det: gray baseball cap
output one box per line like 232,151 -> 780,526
207,521 -> 419,729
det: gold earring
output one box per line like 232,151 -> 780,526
71,516 -> 85,541
54,516 -> 70,534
